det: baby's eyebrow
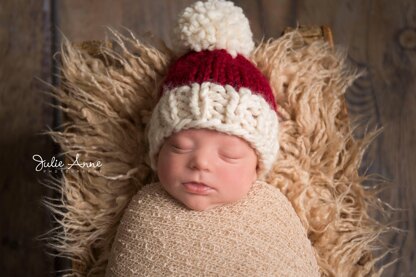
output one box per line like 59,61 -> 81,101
169,136 -> 195,145
219,146 -> 245,153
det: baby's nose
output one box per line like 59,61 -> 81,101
188,151 -> 212,171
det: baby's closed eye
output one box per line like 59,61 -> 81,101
219,150 -> 245,161
169,143 -> 193,153
167,136 -> 194,152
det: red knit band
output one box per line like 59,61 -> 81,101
162,49 -> 277,110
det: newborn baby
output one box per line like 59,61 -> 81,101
157,129 -> 258,211
106,0 -> 320,275
106,129 -> 319,276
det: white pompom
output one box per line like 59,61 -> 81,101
173,0 -> 254,58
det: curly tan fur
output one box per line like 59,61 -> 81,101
252,32 -> 389,276
44,30 -> 388,276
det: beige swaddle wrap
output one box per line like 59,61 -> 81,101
105,181 -> 320,276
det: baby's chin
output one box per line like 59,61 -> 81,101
181,198 -> 221,212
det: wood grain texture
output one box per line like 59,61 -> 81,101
295,0 -> 416,275
59,0 -> 122,42
0,0 -> 55,276
58,0 -> 294,45
54,0 -> 415,276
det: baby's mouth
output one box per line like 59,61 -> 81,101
182,182 -> 213,194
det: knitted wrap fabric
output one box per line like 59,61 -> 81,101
147,0 -> 279,178
105,181 -> 320,276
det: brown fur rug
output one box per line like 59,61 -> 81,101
44,30 -> 390,276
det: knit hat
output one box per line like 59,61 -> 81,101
148,0 -> 279,177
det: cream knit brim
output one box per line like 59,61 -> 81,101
147,81 -> 279,177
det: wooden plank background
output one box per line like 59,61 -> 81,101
0,0 -> 56,276
1,0 -> 414,276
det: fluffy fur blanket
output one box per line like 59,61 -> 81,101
45,30 -> 387,276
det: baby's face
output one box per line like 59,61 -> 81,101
157,129 -> 258,211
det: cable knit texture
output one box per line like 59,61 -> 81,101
162,49 -> 276,110
147,81 -> 279,177
105,181 -> 320,277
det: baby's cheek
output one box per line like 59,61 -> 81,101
216,165 -> 239,183
221,161 -> 256,181
159,152 -> 192,184
218,163 -> 257,201
158,152 -> 179,183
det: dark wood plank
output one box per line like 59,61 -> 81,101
58,0 -> 293,46
59,0 -> 196,46
295,0 -> 416,275
120,0 -> 195,47
0,0 -> 55,276
59,0 -> 122,42
244,0 -> 295,39
364,1 -> 416,275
